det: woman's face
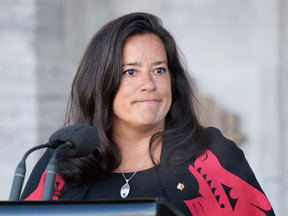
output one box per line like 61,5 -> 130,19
112,34 -> 172,131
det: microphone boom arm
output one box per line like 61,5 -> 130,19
42,142 -> 73,200
9,143 -> 50,201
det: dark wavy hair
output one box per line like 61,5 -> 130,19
57,12 -> 209,185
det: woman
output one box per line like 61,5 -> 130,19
22,12 -> 275,215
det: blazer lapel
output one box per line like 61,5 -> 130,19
159,140 -> 199,216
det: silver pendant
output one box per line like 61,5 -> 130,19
120,181 -> 130,198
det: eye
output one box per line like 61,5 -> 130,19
123,69 -> 136,76
154,67 -> 167,74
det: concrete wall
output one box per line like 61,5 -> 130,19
279,0 -> 288,213
0,0 -> 37,200
0,0 -> 286,215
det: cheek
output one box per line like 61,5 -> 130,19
166,88 -> 172,110
159,77 -> 172,100
165,79 -> 172,110
113,81 -> 136,110
115,81 -> 136,100
156,78 -> 172,113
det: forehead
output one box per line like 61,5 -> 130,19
122,34 -> 167,63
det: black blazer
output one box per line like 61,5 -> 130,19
21,128 -> 275,216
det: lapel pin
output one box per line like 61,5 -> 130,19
177,183 -> 185,191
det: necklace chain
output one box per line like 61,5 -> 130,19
119,154 -> 151,198
119,154 -> 150,182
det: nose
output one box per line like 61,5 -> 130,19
139,71 -> 156,92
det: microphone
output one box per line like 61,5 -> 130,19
9,141 -> 67,200
42,124 -> 99,200
48,124 -> 99,158
9,124 -> 98,201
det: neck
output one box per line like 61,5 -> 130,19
112,124 -> 164,173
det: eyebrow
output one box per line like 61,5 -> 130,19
122,60 -> 168,67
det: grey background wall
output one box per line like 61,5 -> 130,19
1,0 -> 287,215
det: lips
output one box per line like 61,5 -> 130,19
134,99 -> 161,105
137,99 -> 160,103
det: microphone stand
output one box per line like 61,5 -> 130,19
42,142 -> 72,200
9,144 -> 50,201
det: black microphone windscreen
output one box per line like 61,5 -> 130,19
48,124 -> 99,158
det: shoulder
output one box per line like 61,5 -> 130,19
204,127 -> 252,181
184,127 -> 275,215
206,126 -> 239,150
206,127 -> 245,163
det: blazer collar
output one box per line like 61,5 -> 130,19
158,137 -> 197,215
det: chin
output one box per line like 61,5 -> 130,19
137,119 -> 165,128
